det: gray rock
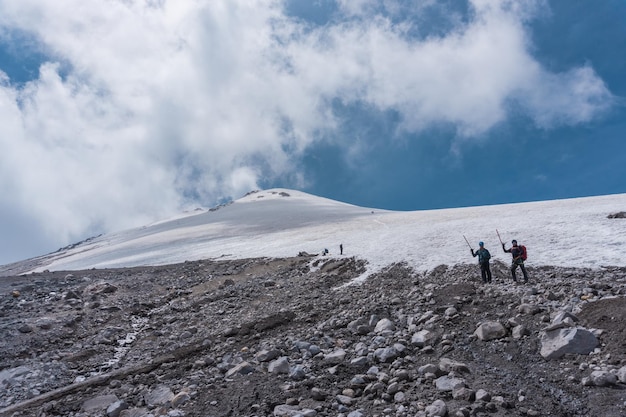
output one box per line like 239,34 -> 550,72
518,303 -> 541,315
586,370 -> 618,387
512,324 -> 530,339
434,375 -> 466,391
17,324 -> 33,333
289,364 -> 306,380
225,361 -> 255,377
323,349 -> 346,364
374,318 -> 395,333
393,391 -> 406,402
350,356 -> 369,367
119,409 -> 150,417
256,349 -> 282,362
273,404 -> 302,416
418,363 -> 440,375
475,388 -> 491,402
386,381 -> 401,394
444,306 -> 458,317
540,328 -> 599,360
0,366 -> 32,385
293,340 -> 311,351
308,345 -> 321,356
145,385 -> 173,406
83,281 -> 118,296
336,394 -> 353,405
474,321 -> 507,341
82,394 -> 119,413
268,357 -> 290,374
350,375 -> 368,388
439,357 -> 470,374
311,387 -> 328,401
171,391 -> 190,407
374,346 -> 400,363
543,316 -> 577,331
552,311 -> 579,325
455,408 -> 471,417
106,400 -> 128,417
452,386 -> 475,401
412,330 -> 436,347
425,399 -> 448,416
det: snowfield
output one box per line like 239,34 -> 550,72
12,189 -> 626,276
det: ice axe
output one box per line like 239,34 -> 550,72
463,235 -> 473,250
496,229 -> 504,245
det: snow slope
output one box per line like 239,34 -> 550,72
15,189 -> 626,276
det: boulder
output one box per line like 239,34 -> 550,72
268,357 -> 290,374
412,330 -> 437,347
374,318 -> 395,333
518,303 -> 541,315
439,357 -> 470,374
434,375 -> 466,391
512,325 -> 530,339
225,361 -> 255,377
82,395 -> 119,413
374,346 -> 400,363
106,400 -> 128,417
424,399 -> 448,416
256,349 -> 281,362
474,321 -> 507,341
540,328 -> 599,360
323,349 -> 346,365
273,404 -> 302,416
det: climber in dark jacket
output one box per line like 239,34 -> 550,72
502,239 -> 528,283
471,241 -> 492,283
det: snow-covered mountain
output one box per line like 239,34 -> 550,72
3,189 -> 626,277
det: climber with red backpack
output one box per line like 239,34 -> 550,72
497,230 -> 529,283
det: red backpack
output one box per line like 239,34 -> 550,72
520,245 -> 528,261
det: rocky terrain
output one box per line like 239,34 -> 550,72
1,256 -> 626,417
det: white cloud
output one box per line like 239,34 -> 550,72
0,0 -> 613,263
518,65 -> 613,128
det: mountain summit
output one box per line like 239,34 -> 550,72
2,189 -> 626,277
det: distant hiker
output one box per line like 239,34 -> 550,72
502,239 -> 529,283
340,244 -> 343,255
322,248 -> 329,256
471,241 -> 492,283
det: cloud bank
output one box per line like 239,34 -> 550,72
0,0 -> 613,263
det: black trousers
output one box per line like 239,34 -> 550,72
480,262 -> 492,283
511,261 -> 528,281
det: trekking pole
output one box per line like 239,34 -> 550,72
496,229 -> 504,245
463,235 -> 473,250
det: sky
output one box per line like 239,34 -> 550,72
5,189 -> 625,280
1,0 -> 625,265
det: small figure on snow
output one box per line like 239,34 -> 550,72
339,243 -> 343,255
471,241 -> 492,284
502,239 -> 528,283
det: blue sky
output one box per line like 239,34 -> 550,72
1,0 -> 625,265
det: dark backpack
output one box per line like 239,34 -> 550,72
520,245 -> 527,261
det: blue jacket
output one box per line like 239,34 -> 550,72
471,248 -> 491,264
